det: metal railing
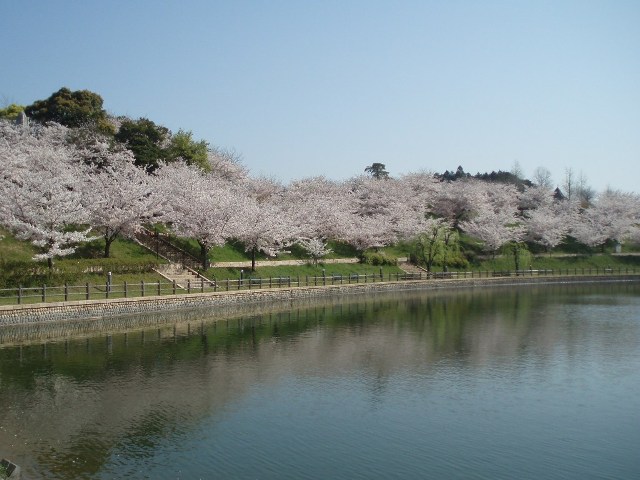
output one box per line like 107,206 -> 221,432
0,267 -> 637,306
134,229 -> 202,270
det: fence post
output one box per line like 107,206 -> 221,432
18,285 -> 22,305
158,280 -> 162,296
42,284 -> 46,303
187,279 -> 191,294
141,280 -> 145,297
64,283 -> 68,302
86,282 -> 90,300
106,281 -> 109,299
124,281 -> 128,298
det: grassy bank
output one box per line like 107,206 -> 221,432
469,252 -> 640,273
3,227 -> 640,291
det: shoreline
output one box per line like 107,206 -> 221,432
1,274 -> 639,345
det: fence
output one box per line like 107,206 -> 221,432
0,267 -> 638,306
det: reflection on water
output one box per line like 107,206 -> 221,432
1,283 -> 639,479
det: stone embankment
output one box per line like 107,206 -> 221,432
1,275 -> 639,330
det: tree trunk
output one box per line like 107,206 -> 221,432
104,237 -> 114,258
103,230 -> 119,258
199,242 -> 209,271
251,247 -> 257,272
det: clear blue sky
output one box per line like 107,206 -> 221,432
2,1 -> 639,193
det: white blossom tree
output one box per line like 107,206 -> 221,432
234,178 -> 297,271
82,146 -> 163,257
459,181 -> 525,267
571,190 -> 640,250
341,176 -> 428,252
297,237 -> 333,265
155,162 -> 245,270
283,176 -> 352,244
523,187 -> 578,252
0,121 -> 94,269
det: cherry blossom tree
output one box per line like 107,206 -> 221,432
82,147 -> 163,257
428,178 -> 480,226
207,147 -> 248,182
522,187 -> 578,252
283,176 -> 352,243
155,162 -> 245,270
341,176 -> 428,252
0,121 -> 94,269
234,178 -> 296,271
571,190 -> 640,250
459,181 -> 525,267
297,237 -> 333,265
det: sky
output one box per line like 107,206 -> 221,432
2,0 -> 639,193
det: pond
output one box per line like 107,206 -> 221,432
1,282 -> 639,479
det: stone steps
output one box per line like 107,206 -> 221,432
398,262 -> 427,275
155,265 -> 214,289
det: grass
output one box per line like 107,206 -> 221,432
204,262 -> 404,280
68,236 -> 161,261
0,227 -> 37,262
469,252 -> 640,272
0,232 -> 165,290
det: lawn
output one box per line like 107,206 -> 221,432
2,228 -> 639,298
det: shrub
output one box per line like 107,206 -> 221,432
360,251 -> 398,266
442,251 -> 469,269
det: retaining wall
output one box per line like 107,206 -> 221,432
2,275 -> 639,328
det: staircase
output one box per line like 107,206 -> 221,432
399,261 -> 429,277
134,228 -> 215,289
155,263 -> 215,290
134,228 -> 202,270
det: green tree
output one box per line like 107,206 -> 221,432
504,241 -> 530,271
364,163 -> 389,179
115,118 -> 170,171
166,129 -> 210,171
414,221 -> 459,272
0,103 -> 25,121
24,87 -> 112,132
415,224 -> 444,272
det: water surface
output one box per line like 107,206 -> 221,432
1,283 -> 639,479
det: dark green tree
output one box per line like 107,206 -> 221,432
24,87 -> 112,132
364,162 -> 389,179
166,130 -> 210,171
115,118 -> 170,171
0,103 -> 25,121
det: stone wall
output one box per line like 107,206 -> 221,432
1,275 -> 639,329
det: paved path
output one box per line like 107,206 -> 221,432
213,258 -> 360,268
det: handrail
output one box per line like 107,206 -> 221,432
134,228 -> 202,270
0,267 -> 637,306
